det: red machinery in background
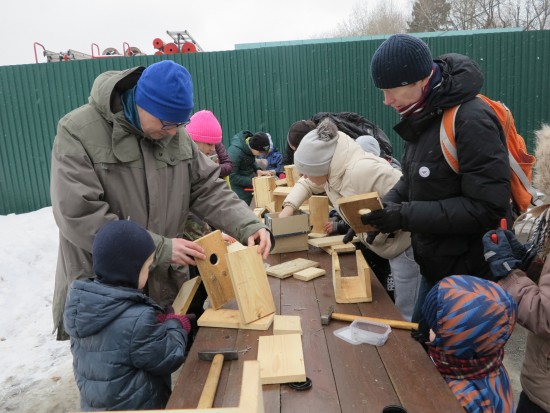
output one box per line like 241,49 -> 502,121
34,30 -> 202,63
152,30 -> 202,55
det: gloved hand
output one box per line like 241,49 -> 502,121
366,231 -> 379,245
360,202 -> 402,234
342,228 -> 356,244
482,229 -> 522,279
158,312 -> 197,335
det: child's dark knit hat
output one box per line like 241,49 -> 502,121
92,220 -> 155,289
248,132 -> 271,153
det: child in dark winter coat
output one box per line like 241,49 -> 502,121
422,275 -> 517,413
64,220 -> 193,411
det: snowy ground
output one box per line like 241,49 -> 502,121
0,207 -> 79,412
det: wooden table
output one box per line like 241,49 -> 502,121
167,247 -> 463,413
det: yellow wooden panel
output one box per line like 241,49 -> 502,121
292,266 -> 326,281
172,276 -> 201,315
337,192 -> 382,234
226,247 -> 276,324
197,309 -> 274,331
273,315 -> 302,335
265,258 -> 319,279
195,230 -> 234,309
257,334 -> 306,384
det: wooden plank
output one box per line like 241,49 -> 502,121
172,276 -> 202,315
311,250 -> 401,412
226,247 -> 276,324
238,361 -> 265,413
194,230 -> 234,309
292,266 -> 326,281
321,243 -> 356,255
265,258 -> 319,279
332,250 -> 372,303
309,195 -> 329,234
253,207 -> 266,218
273,315 -> 302,335
308,234 -> 358,248
253,176 -> 276,208
257,334 -> 306,384
284,165 -> 299,187
337,192 -> 382,233
198,308 -> 274,331
275,178 -> 287,186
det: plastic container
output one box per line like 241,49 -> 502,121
349,319 -> 391,346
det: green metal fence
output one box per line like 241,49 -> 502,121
1,29 -> 549,214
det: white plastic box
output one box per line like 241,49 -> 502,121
350,319 -> 391,346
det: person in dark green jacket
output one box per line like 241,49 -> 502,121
227,131 -> 272,204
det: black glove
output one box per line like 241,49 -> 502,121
360,202 -> 402,234
342,228 -> 356,244
482,229 -> 522,279
366,231 -> 379,245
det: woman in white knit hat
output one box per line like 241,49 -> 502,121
278,119 -> 422,321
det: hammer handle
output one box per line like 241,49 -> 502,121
332,312 -> 418,330
197,353 -> 224,408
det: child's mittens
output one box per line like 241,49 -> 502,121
163,314 -> 192,333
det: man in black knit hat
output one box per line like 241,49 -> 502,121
361,34 -> 511,340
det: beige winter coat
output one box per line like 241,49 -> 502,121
283,132 -> 411,259
50,66 -> 266,336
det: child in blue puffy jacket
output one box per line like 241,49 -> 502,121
64,220 -> 192,411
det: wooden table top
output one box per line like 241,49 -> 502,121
167,247 -> 464,413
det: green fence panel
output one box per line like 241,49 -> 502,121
1,29 -> 549,214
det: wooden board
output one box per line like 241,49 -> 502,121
337,192 -> 382,234
252,176 -> 276,208
257,333 -> 306,384
308,235 -> 359,248
292,266 -> 326,281
172,276 -> 202,315
226,246 -> 276,324
309,195 -> 329,234
321,243 -> 356,255
197,308 -> 274,330
332,250 -> 372,303
194,230 -> 234,309
284,165 -> 300,187
273,315 -> 302,335
265,258 -> 319,279
253,207 -> 266,218
275,178 -> 287,186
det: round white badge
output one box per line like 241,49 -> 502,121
419,166 -> 430,178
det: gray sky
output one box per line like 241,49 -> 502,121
0,0 -> 370,67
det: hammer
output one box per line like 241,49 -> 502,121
321,306 -> 418,331
197,349 -> 239,408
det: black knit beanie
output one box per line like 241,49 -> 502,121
248,132 -> 271,153
371,34 -> 433,89
92,220 -> 156,289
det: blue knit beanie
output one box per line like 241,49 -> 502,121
92,220 -> 156,289
371,34 -> 433,89
135,60 -> 194,123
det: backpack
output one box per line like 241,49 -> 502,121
311,111 -> 393,161
440,94 -> 539,213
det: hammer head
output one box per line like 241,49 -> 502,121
198,349 -> 239,361
320,305 -> 335,326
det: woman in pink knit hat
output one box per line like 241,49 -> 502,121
186,110 -> 232,178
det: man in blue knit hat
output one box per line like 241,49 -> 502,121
360,34 -> 511,341
51,60 -> 272,340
